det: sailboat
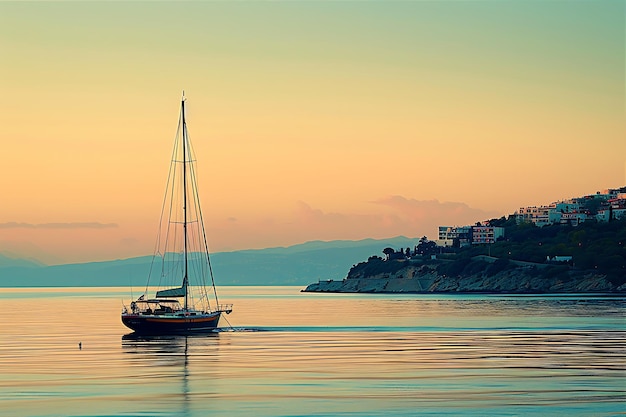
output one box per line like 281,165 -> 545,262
121,94 -> 232,334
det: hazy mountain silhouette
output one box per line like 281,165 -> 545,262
0,253 -> 46,268
0,237 -> 418,287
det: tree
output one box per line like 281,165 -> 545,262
416,237 -> 437,257
382,247 -> 395,261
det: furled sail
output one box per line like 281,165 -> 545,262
156,286 -> 186,298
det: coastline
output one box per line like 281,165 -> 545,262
302,265 -> 625,294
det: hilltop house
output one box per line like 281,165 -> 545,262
516,187 -> 626,227
597,197 -> 626,222
436,187 -> 625,249
438,226 -> 472,247
472,225 -> 505,244
438,225 -> 504,247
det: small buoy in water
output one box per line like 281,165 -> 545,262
78,342 -> 82,350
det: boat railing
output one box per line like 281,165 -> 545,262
216,304 -> 233,314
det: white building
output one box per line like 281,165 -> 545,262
559,211 -> 587,226
438,226 -> 472,247
516,206 -> 552,226
546,255 -> 573,263
438,225 -> 505,246
517,200 -> 590,227
597,197 -> 626,222
472,226 -> 505,245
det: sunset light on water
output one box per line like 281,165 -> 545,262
1,287 -> 624,417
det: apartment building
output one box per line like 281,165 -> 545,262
516,187 -> 626,227
472,226 -> 505,244
516,206 -> 552,226
597,198 -> 626,222
559,211 -> 588,226
438,225 -> 504,246
438,226 -> 472,247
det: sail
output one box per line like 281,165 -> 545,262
127,95 -> 223,314
121,95 -> 232,334
156,286 -> 186,298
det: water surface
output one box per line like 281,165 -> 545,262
1,287 -> 624,416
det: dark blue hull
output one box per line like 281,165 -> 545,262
121,312 -> 221,335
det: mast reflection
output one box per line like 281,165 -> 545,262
121,332 -> 221,416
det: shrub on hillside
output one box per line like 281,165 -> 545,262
348,256 -> 407,278
463,260 -> 490,276
437,257 -> 472,277
485,258 -> 512,277
540,265 -> 571,280
607,269 -> 626,287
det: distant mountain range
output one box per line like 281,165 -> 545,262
0,237 -> 419,287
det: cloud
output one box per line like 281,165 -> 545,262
371,196 -> 498,224
284,197 -> 502,242
0,222 -> 118,229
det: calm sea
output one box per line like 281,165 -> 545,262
0,286 -> 624,417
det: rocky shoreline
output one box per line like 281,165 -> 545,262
302,263 -> 625,294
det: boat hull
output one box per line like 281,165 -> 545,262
121,311 -> 221,335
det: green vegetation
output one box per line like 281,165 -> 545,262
348,256 -> 409,278
351,217 -> 626,287
477,216 -> 626,285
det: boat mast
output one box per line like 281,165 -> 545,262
181,94 -> 189,311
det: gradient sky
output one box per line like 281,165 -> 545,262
1,1 -> 624,265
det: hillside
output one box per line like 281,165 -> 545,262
304,218 -> 626,294
0,253 -> 45,268
303,257 -> 622,294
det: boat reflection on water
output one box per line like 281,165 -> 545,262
121,331 -> 223,367
122,331 -> 217,348
121,332 -> 223,417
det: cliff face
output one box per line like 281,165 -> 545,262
303,264 -> 622,293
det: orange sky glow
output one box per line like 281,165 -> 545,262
0,1 -> 624,264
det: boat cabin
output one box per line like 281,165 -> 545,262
128,299 -> 184,315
